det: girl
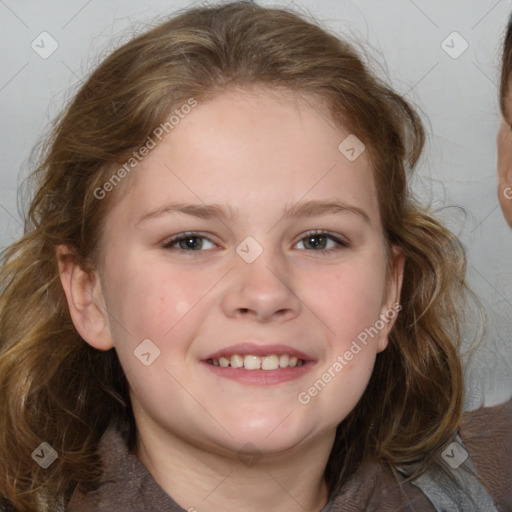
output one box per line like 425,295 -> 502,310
0,2 -> 508,511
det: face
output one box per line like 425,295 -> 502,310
74,88 -> 402,460
497,112 -> 512,227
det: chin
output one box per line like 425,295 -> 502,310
218,415 -> 322,455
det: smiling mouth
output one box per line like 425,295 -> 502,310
206,354 -> 306,370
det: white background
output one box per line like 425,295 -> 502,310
0,0 -> 511,410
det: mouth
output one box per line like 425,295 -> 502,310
201,343 -> 314,385
206,354 -> 305,369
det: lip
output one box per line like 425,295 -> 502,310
203,342 -> 315,362
202,360 -> 314,385
201,342 -> 316,386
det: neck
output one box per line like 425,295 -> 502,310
135,417 -> 335,512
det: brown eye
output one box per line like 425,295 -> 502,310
295,231 -> 348,252
162,233 -> 215,251
303,234 -> 329,250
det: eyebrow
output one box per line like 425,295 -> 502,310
136,199 -> 371,225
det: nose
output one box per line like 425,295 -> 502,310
220,246 -> 302,323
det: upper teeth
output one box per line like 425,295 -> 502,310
208,354 -> 304,370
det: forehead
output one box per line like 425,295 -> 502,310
105,87 -> 381,229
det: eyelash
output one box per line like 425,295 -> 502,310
161,230 -> 349,254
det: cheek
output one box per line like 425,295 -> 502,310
99,259 -> 218,417
498,120 -> 512,179
294,253 -> 388,414
296,269 -> 385,426
104,256 -> 206,339
102,258 -> 214,420
303,258 -> 388,347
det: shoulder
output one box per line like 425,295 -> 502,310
67,426 -> 186,512
327,400 -> 512,512
460,398 -> 512,511
327,460 -> 435,512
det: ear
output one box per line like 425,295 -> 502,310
497,118 -> 512,227
56,245 -> 114,350
376,245 -> 404,353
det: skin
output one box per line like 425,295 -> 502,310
497,116 -> 512,227
58,88 -> 403,512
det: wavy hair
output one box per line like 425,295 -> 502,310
500,13 -> 512,118
0,2 -> 470,510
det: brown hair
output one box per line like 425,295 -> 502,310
500,14 -> 512,118
0,2 -> 470,510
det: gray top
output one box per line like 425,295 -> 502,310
66,400 -> 512,512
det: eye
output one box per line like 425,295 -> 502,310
162,232 -> 216,251
294,230 -> 349,252
162,230 -> 348,253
